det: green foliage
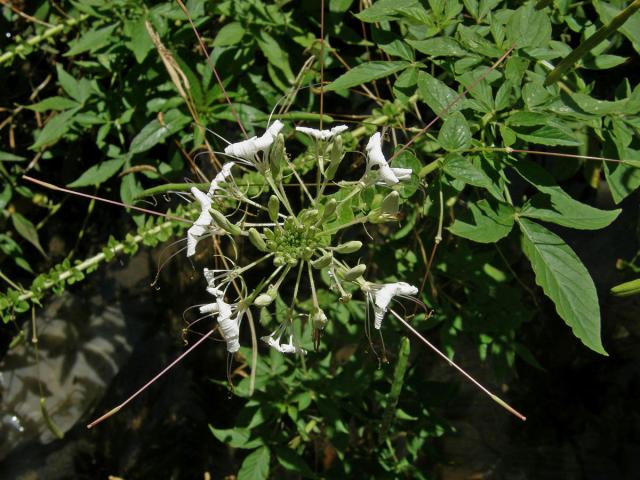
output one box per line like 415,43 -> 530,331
1,0 -> 639,477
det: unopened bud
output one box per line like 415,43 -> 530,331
254,293 -> 274,307
269,133 -> 285,179
335,241 -> 362,254
248,228 -> 268,252
210,208 -> 242,236
312,308 -> 328,329
311,252 -> 332,269
381,191 -> 399,216
325,136 -> 344,180
268,195 -> 280,222
338,263 -> 366,281
322,199 -> 337,220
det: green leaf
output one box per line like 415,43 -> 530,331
31,108 -> 79,150
55,65 -> 91,103
438,112 -> 472,152
129,110 -> 190,154
0,151 -> 25,162
355,0 -> 420,22
208,425 -> 253,449
326,61 -> 409,92
518,218 -> 606,355
443,154 -> 502,199
594,1 -> 640,54
603,148 -> 640,203
124,19 -> 154,63
507,4 -> 552,49
65,24 -> 118,56
238,447 -> 270,480
67,157 -> 127,188
520,193 -> 620,230
257,31 -> 295,82
449,200 -> 515,243
275,448 -> 316,478
417,71 -> 462,118
27,96 -> 80,112
408,37 -> 468,57
513,158 -> 621,228
213,22 -> 245,46
11,212 -> 47,257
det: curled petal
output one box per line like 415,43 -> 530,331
372,282 -> 418,329
224,121 -> 284,160
199,303 -> 219,314
378,164 -> 400,186
218,315 -> 240,353
208,161 -> 235,197
187,188 -> 213,257
296,124 -> 348,141
366,132 -> 387,167
391,167 -> 413,181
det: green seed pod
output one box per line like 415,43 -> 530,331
269,133 -> 285,179
611,278 -> 640,297
381,191 -> 400,217
335,241 -> 363,254
325,136 -> 344,180
268,195 -> 280,222
339,263 -> 367,281
248,228 -> 268,252
322,199 -> 337,220
210,208 -> 242,236
311,252 -> 332,269
254,293 -> 274,307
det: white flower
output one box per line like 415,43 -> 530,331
203,268 -> 224,297
199,303 -> 219,314
187,187 -> 213,257
207,161 -> 235,197
217,305 -> 240,353
295,125 -> 348,141
370,281 -> 419,329
224,120 -> 284,160
261,331 -> 306,355
365,132 -> 413,186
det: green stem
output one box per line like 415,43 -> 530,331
545,0 -> 640,86
0,14 -> 89,65
379,337 -> 411,444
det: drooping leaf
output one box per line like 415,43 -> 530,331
238,446 -> 270,480
11,212 -> 47,257
355,0 -> 420,22
67,157 -> 127,188
325,61 -> 410,92
438,112 -> 472,152
520,193 -> 620,230
513,158 -> 621,228
257,31 -> 295,82
0,151 -> 25,162
518,218 -> 606,355
449,199 -> 515,243
275,447 -> 316,478
408,37 -> 468,57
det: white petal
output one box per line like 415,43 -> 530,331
378,164 -> 400,185
330,125 -> 348,137
218,314 -> 240,353
366,132 -> 387,167
199,303 -> 219,314
224,136 -> 261,159
391,167 -> 413,180
296,126 -> 324,140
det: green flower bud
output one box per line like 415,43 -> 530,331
311,252 -> 332,269
210,208 -> 242,236
335,241 -> 362,254
381,191 -> 400,217
268,195 -> 280,222
338,263 -> 367,281
254,293 -> 274,307
300,208 -> 319,225
325,135 -> 343,180
269,133 -> 285,180
248,228 -> 268,252
322,199 -> 337,220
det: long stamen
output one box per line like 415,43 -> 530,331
22,176 -> 191,223
87,328 -> 215,428
389,309 -> 526,421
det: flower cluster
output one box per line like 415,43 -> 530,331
185,122 -> 419,355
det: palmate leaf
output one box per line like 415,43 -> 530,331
518,218 -> 606,355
